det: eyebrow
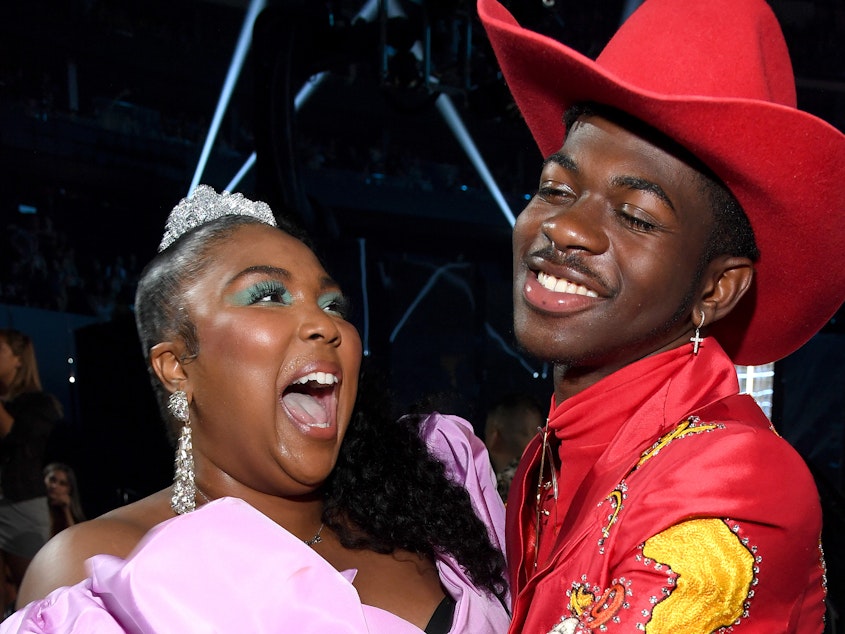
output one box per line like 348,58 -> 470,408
544,151 -> 578,173
611,175 -> 676,213
230,265 -> 338,290
545,152 -> 676,213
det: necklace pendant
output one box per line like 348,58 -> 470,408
304,523 -> 325,547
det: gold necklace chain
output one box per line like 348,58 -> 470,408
533,418 -> 559,570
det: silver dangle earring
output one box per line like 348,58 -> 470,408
690,310 -> 706,355
168,389 -> 196,515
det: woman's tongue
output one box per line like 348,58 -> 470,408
282,392 -> 330,428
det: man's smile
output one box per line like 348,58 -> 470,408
537,271 -> 599,297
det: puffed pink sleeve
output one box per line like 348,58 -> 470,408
417,412 -> 511,633
0,580 -> 124,633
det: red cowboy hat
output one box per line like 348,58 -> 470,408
478,0 -> 845,366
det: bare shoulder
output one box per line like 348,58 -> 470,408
17,489 -> 174,607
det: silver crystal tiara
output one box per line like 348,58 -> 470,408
158,184 -> 278,252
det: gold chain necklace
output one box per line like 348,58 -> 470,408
533,418 -> 559,569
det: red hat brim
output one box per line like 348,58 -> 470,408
479,0 -> 845,365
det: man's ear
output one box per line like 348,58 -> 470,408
150,342 -> 189,394
699,256 -> 755,325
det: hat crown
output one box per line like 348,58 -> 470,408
597,0 -> 796,106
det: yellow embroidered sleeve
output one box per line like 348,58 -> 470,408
642,518 -> 754,634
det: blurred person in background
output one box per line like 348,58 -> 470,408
0,329 -> 62,616
42,464 -> 85,538
484,393 -> 544,502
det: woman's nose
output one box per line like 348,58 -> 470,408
298,309 -> 342,346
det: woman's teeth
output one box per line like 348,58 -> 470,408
291,372 -> 338,386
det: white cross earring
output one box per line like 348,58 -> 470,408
690,310 -> 706,355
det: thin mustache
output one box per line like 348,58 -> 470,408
528,245 -> 611,291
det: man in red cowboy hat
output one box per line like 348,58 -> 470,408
478,0 -> 845,631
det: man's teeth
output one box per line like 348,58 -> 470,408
537,271 -> 598,297
291,372 -> 338,386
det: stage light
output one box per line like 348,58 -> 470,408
190,0 -> 267,195
436,93 -> 516,226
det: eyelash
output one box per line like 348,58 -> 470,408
248,280 -> 292,305
535,183 -> 575,203
618,211 -> 658,232
535,184 -> 660,233
321,294 -> 351,319
247,281 -> 351,320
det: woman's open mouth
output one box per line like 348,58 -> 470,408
281,371 -> 339,430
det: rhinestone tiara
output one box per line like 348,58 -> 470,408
158,184 -> 278,252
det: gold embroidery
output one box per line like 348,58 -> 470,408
600,419 -> 721,541
642,519 -> 754,634
569,585 -> 594,615
636,419 -> 719,469
602,489 -> 624,538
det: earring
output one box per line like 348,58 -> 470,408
690,310 -> 706,355
168,390 -> 196,515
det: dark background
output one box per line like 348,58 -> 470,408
1,0 -> 843,621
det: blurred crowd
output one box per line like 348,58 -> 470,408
0,213 -> 139,320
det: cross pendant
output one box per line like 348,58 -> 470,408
690,331 -> 704,355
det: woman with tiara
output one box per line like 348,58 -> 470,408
3,186 -> 509,633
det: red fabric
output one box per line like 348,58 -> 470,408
505,339 -> 826,633
477,0 -> 845,365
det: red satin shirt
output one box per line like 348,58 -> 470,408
506,339 -> 826,633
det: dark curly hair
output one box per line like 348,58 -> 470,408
323,363 -> 509,605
